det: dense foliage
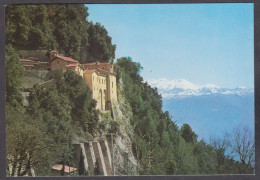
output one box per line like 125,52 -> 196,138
116,57 -> 254,175
5,4 -> 115,63
5,45 -> 24,107
5,4 -> 254,176
6,46 -> 99,175
25,70 -> 99,175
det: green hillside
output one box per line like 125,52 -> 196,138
5,4 -> 254,176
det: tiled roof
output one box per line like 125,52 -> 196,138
84,69 -> 97,74
52,164 -> 77,173
81,62 -> 95,65
97,68 -> 116,75
97,68 -> 111,74
51,55 -> 78,63
82,62 -> 111,66
84,69 -> 107,77
57,56 -> 78,63
66,63 -> 78,67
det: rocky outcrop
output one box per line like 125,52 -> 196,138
109,77 -> 137,175
73,77 -> 137,176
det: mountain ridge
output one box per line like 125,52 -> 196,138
147,78 -> 254,99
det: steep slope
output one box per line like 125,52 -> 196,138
110,76 -> 137,175
72,76 -> 137,175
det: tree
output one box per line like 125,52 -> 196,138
5,4 -> 115,63
27,5 -> 57,50
6,5 -> 56,50
6,105 -> 55,176
209,135 -> 230,173
49,4 -> 89,61
78,152 -> 89,175
5,5 -> 31,48
86,22 -> 116,62
5,44 -> 24,107
55,70 -> 99,134
27,84 -> 74,171
116,57 -> 181,175
227,126 -> 255,173
94,161 -> 103,175
180,124 -> 198,143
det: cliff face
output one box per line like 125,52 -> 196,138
110,76 -> 137,175
73,75 -> 137,176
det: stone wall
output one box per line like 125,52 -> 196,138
19,50 -> 49,61
22,70 -> 53,89
74,140 -> 113,176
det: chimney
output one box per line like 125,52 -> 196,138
50,50 -> 59,60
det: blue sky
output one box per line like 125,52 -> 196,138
86,3 -> 254,88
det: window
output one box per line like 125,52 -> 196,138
57,60 -> 59,64
112,82 -> 113,88
93,76 -> 94,81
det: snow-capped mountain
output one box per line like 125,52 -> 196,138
147,78 -> 254,99
146,78 -> 254,142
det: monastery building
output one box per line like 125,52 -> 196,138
19,50 -> 118,111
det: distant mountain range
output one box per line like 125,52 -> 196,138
147,78 -> 254,142
147,78 -> 254,99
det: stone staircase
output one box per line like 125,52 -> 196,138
74,139 -> 113,176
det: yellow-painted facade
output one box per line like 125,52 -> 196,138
48,51 -> 117,111
83,67 -> 117,111
106,73 -> 117,103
